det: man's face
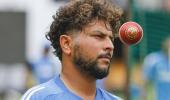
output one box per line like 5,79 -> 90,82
72,20 -> 114,79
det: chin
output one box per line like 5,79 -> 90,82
97,61 -> 110,69
94,68 -> 109,79
89,63 -> 110,79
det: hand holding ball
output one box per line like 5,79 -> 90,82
119,21 -> 143,45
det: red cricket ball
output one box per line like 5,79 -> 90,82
119,21 -> 143,45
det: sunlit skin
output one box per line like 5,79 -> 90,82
60,19 -> 114,100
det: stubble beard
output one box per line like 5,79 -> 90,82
73,45 -> 110,79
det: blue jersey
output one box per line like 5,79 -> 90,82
143,51 -> 170,100
21,75 -> 122,100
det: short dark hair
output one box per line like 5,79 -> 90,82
46,0 -> 123,61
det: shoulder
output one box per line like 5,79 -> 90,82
21,84 -> 45,100
21,79 -> 63,100
98,88 -> 123,100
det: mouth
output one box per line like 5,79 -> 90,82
99,54 -> 111,59
98,54 -> 112,63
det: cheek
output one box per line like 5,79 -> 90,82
73,35 -> 102,58
80,38 -> 101,58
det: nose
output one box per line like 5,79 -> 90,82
104,38 -> 114,52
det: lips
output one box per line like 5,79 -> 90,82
98,53 -> 112,61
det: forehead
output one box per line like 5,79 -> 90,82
82,20 -> 113,36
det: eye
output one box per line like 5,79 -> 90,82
94,35 -> 105,40
96,35 -> 103,38
93,34 -> 105,39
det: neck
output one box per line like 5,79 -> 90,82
60,59 -> 97,100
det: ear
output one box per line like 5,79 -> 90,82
60,35 -> 72,55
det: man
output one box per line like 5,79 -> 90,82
22,0 -> 123,99
143,37 -> 170,100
